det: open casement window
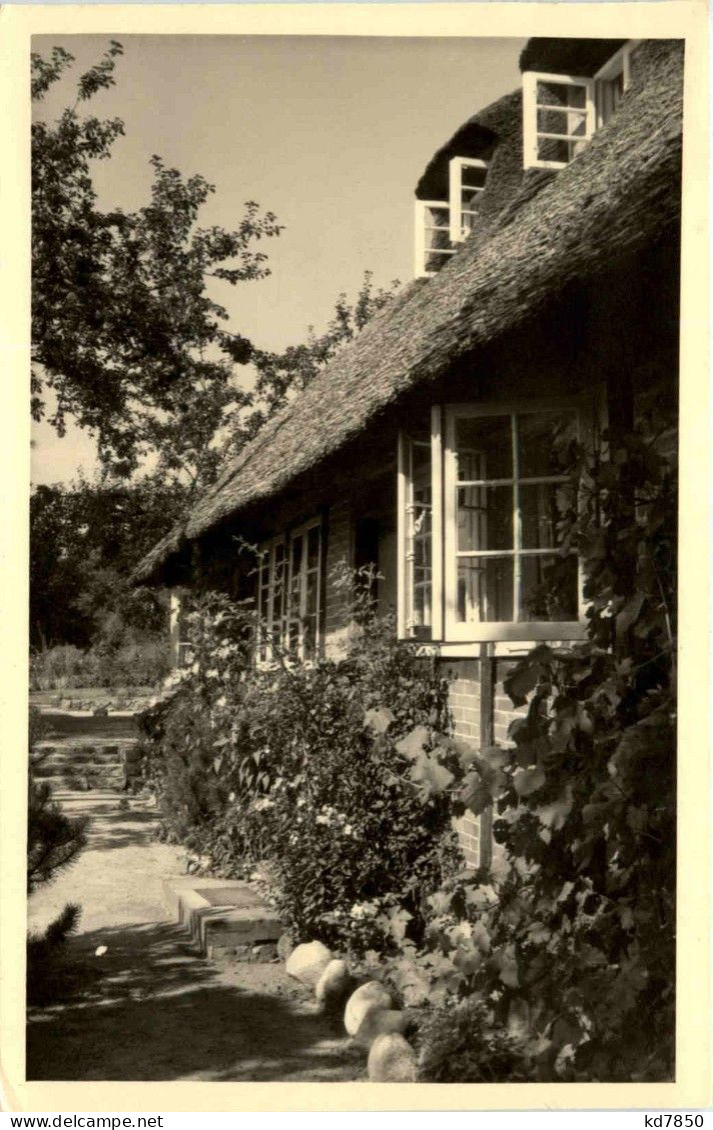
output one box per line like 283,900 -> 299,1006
414,200 -> 456,278
449,157 -> 488,243
397,431 -> 434,639
594,42 -> 634,129
257,518 -> 322,663
522,72 -> 595,170
169,591 -> 193,668
399,399 -> 588,646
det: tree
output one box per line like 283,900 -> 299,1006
32,42 -> 281,483
30,473 -> 187,650
222,271 -> 400,458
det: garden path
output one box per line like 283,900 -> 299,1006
26,784 -> 364,1082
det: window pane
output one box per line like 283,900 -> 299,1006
537,79 -> 586,110
537,136 -> 581,164
455,415 -> 512,480
307,525 -> 320,570
518,411 -> 577,477
457,557 -> 513,623
461,164 -> 488,190
457,484 -> 513,551
407,438 -> 432,634
537,106 -> 588,138
520,482 -> 562,549
520,554 -> 578,621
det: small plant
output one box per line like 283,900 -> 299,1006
417,997 -> 530,1082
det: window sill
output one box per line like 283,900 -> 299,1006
410,627 -> 586,660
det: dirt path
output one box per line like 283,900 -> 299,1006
26,789 -> 364,1082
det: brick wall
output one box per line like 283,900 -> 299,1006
441,656 -> 528,869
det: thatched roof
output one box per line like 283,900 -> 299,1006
519,38 -> 628,76
133,39 -> 683,586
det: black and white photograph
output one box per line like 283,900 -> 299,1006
1,1 -> 709,1111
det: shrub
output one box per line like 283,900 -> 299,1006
30,635 -> 170,690
416,997 -> 530,1082
137,592 -> 462,953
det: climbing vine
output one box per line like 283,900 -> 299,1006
369,405 -> 677,1082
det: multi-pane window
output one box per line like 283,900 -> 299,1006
449,157 -> 488,242
399,434 -> 433,637
169,591 -> 193,668
522,72 -> 595,169
399,400 -> 586,644
414,200 -> 456,278
258,519 -> 322,662
523,43 -> 635,170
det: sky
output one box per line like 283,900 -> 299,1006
31,33 -> 525,485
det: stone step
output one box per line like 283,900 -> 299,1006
33,750 -> 130,768
33,760 -> 126,777
163,877 -> 283,961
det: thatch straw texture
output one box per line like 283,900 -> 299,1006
133,39 -> 682,585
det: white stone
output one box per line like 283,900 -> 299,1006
354,1008 -> 407,1048
285,940 -> 332,986
315,958 -> 352,1008
344,980 -> 392,1036
367,1033 -> 418,1082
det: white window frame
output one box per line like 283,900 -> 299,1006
522,71 -> 596,170
448,157 -> 488,243
399,397 -> 592,648
257,517 -> 323,663
594,41 -> 636,129
414,199 -> 456,279
169,589 -> 193,669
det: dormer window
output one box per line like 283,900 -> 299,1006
414,200 -> 455,278
522,73 -> 596,170
415,157 -> 489,277
523,42 -> 635,171
449,157 -> 488,242
594,42 -> 633,127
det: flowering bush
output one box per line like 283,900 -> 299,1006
137,592 -> 461,951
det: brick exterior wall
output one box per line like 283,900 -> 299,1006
443,657 -> 528,869
448,662 -> 484,868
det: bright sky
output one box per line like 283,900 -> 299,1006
31,33 -> 525,485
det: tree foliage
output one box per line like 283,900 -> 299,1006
226,271 -> 399,454
32,41 -> 281,482
30,473 -> 184,649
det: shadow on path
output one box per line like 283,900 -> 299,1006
27,922 -> 364,1082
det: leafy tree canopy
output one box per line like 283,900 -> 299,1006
32,41 -> 282,484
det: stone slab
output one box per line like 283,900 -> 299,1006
163,877 -> 283,957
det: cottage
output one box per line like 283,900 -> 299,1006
133,37 -> 682,868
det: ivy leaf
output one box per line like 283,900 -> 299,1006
461,771 -> 493,816
508,997 -> 531,1040
536,783 -> 574,830
513,765 -> 546,797
409,751 -> 454,797
504,646 -> 552,707
395,725 -> 430,760
497,945 -> 520,988
616,592 -> 645,638
363,706 -> 395,734
427,889 -> 452,916
387,906 -> 412,944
